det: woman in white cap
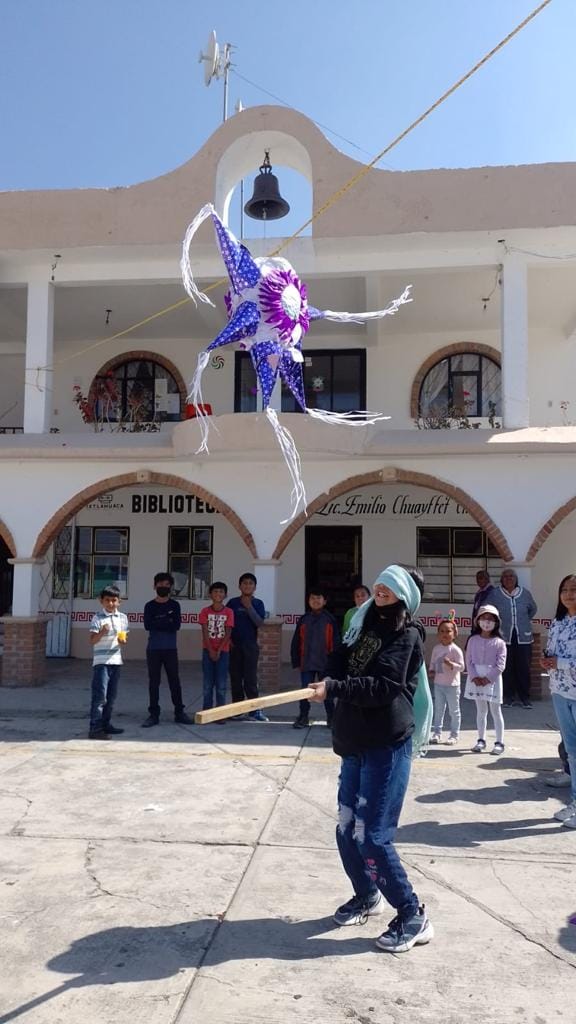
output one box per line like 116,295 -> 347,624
308,564 -> 433,954
465,604 -> 507,755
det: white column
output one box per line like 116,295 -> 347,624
24,281 -> 54,433
253,559 -> 281,616
500,254 -> 529,428
8,558 -> 45,616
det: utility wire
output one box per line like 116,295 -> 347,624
35,0 -> 554,377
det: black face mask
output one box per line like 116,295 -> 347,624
156,586 -> 171,598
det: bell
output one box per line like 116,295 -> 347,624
244,151 -> 290,221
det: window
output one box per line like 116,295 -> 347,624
168,526 -> 213,599
234,349 -> 366,413
94,358 -> 182,423
74,527 -> 129,598
417,527 -> 501,602
419,353 -> 501,419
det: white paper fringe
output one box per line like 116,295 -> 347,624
180,203 -> 217,307
305,408 -> 391,426
187,351 -> 212,453
321,285 -> 412,323
265,406 -> 307,523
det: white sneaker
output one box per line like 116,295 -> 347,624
546,772 -> 572,788
445,736 -> 458,746
554,800 -> 576,822
429,735 -> 440,745
562,812 -> 576,829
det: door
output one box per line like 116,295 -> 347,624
0,538 -> 13,615
305,526 -> 362,623
39,522 -> 75,657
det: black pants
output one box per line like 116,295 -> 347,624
230,643 -> 260,703
503,636 -> 532,703
147,649 -> 184,716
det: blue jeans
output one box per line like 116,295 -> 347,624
90,664 -> 121,732
336,738 -> 419,920
299,669 -> 335,720
552,693 -> 576,801
202,650 -> 229,709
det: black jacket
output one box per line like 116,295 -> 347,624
325,622 -> 423,757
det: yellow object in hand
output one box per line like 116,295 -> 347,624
117,630 -> 128,642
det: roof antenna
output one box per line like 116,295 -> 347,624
199,30 -> 234,122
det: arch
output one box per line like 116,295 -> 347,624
526,497 -> 576,562
0,520 -> 16,557
215,130 -> 314,223
272,467 -> 513,562
410,342 -> 501,419
88,350 -> 188,417
32,472 -> 257,559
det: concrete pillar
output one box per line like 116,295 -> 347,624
501,254 -> 529,429
24,281 -> 54,433
253,558 -> 281,616
1,558 -> 48,686
8,558 -> 44,617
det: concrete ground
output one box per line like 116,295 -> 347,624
1,660 -> 575,1024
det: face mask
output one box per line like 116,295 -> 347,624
156,586 -> 171,598
478,618 -> 495,632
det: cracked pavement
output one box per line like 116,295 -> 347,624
0,661 -> 575,1023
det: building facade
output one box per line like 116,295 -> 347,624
1,106 -> 576,688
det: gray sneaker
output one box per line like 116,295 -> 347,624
333,891 -> 385,926
554,800 -> 576,822
546,772 -> 572,788
376,905 -> 434,953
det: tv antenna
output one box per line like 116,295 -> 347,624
199,30 -> 233,122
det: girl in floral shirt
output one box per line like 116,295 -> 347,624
541,574 -> 576,829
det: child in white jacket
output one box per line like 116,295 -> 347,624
429,618 -> 465,745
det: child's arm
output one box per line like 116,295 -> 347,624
290,618 -> 303,668
444,644 -> 465,670
89,621 -> 109,646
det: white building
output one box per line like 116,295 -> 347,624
1,105 -> 576,690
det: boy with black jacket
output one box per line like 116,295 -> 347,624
141,572 -> 192,727
290,588 -> 340,729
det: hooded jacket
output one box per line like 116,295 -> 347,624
325,616 -> 424,757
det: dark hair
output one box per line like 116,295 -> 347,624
154,572 -> 174,586
471,612 -> 502,640
353,583 -> 370,596
437,618 -> 458,637
308,586 -> 327,601
401,565 -> 425,597
209,581 -> 228,595
239,572 -> 257,586
555,574 -> 576,621
100,585 -> 121,600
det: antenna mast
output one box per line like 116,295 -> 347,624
199,31 -> 234,123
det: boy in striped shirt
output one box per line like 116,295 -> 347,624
88,585 -> 129,739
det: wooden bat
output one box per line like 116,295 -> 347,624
194,687 -> 315,724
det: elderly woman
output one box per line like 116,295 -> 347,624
490,568 -> 537,708
308,564 -> 433,954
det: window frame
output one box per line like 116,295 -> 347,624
73,526 -> 130,599
167,526 -> 214,600
94,358 -> 183,424
234,348 -> 367,414
416,525 -> 501,603
418,352 -> 501,419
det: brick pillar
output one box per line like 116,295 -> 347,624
0,617 -> 48,687
530,631 -> 546,701
258,617 -> 283,694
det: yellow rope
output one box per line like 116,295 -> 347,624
39,0 -> 553,375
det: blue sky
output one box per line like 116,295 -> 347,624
0,0 -> 573,198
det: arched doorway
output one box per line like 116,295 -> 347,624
32,473 -> 257,660
274,469 -> 511,630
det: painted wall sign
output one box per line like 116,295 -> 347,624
315,491 -> 468,519
131,493 -> 218,515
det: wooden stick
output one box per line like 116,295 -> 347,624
194,687 -> 315,724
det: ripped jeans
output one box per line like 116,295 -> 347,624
336,738 -> 419,920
